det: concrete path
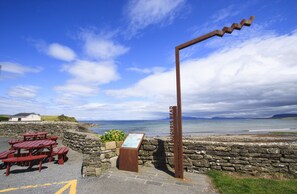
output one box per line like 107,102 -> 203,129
0,137 -> 218,194
78,166 -> 218,194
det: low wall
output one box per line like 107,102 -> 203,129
139,137 -> 297,176
64,130 -> 297,177
0,121 -> 91,138
63,130 -> 122,176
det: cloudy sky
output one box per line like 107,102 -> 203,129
1,0 -> 297,120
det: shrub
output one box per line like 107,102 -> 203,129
57,114 -> 77,122
100,129 -> 127,142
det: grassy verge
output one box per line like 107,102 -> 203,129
41,115 -> 77,122
208,170 -> 297,194
0,115 -> 9,121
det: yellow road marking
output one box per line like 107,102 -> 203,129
0,179 -> 77,193
55,179 -> 77,194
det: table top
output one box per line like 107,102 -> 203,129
13,139 -> 55,149
22,132 -> 48,137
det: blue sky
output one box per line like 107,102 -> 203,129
1,0 -> 297,120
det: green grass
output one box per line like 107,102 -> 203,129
41,115 -> 77,122
41,115 -> 59,121
208,170 -> 297,194
0,115 -> 9,121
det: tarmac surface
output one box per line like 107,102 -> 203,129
0,137 -> 218,194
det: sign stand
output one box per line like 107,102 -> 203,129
119,133 -> 144,172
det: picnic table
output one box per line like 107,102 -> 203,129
13,139 -> 55,161
22,132 -> 48,141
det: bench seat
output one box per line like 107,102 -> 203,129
2,155 -> 47,176
8,139 -> 23,150
52,147 -> 69,165
0,150 -> 15,160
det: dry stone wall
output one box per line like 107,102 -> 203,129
0,121 -> 90,138
63,130 -> 122,176
63,130 -> 297,177
139,137 -> 297,177
7,125 -> 294,177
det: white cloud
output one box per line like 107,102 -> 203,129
47,43 -> 76,61
8,85 -> 39,98
107,31 -> 297,118
211,5 -> 240,23
62,60 -> 120,85
0,62 -> 42,74
71,101 -> 163,120
54,83 -> 98,97
125,0 -> 185,37
82,32 -> 129,60
55,60 -> 119,97
127,66 -> 166,74
76,103 -> 106,111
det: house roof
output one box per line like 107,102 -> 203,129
11,113 -> 39,117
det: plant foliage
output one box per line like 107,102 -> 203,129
100,129 -> 127,142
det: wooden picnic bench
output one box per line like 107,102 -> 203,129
52,147 -> 69,165
8,139 -> 23,150
0,150 -> 15,160
2,154 -> 47,176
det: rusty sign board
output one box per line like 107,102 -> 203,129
169,106 -> 183,178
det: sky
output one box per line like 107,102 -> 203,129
1,0 -> 297,120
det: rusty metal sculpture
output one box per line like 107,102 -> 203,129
171,16 -> 255,179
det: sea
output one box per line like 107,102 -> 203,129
82,119 -> 297,137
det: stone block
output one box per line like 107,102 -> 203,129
105,141 -> 116,150
214,146 -> 231,151
116,141 -> 123,148
110,156 -> 118,168
211,165 -> 222,170
100,154 -> 105,160
184,149 -> 195,154
105,152 -> 116,159
189,155 -> 204,160
192,159 -> 210,167
143,145 -> 156,151
222,166 -> 235,172
267,148 -> 280,154
95,168 -> 102,176
116,148 -> 120,156
167,157 -> 174,166
280,157 -> 296,163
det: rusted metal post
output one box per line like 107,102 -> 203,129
173,16 -> 255,179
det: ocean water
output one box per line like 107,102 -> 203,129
83,119 -> 297,136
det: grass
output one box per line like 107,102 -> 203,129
208,170 -> 297,194
41,115 -> 77,122
0,115 -> 9,121
41,115 -> 59,121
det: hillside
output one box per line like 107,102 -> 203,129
271,114 -> 297,119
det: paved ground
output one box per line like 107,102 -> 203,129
0,137 -> 218,194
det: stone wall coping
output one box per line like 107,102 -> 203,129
183,135 -> 297,142
65,129 -> 99,140
183,139 -> 297,147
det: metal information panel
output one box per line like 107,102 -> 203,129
122,133 -> 144,149
119,133 -> 144,172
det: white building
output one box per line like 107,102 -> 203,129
9,113 -> 41,122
